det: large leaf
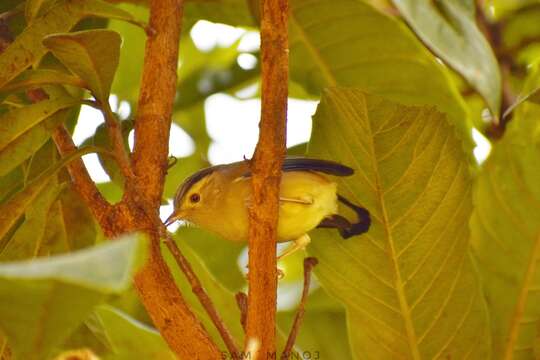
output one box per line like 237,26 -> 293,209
0,96 -> 79,154
0,108 -> 70,177
0,234 -> 147,360
94,306 -> 175,360
0,179 -> 63,260
43,30 -> 121,103
391,0 -> 501,118
0,146 -> 103,244
109,3 -> 148,102
1,69 -> 86,94
0,0 -> 139,89
470,100 -> 540,359
307,88 -> 490,359
289,0 -> 470,143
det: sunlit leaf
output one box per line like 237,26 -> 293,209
94,306 -> 175,360
307,88 -> 490,358
109,3 -> 148,103
289,0 -> 470,145
392,0 -> 501,118
0,179 -> 63,260
0,107 -> 75,178
0,234 -> 147,360
471,101 -> 540,359
0,146 -> 105,243
0,96 -> 79,153
0,0 -> 140,89
43,30 -> 121,102
1,69 -> 86,94
25,0 -> 47,23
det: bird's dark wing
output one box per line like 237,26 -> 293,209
281,157 -> 354,176
240,157 -> 354,178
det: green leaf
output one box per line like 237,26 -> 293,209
57,187 -> 99,251
1,69 -> 86,94
391,0 -> 501,118
0,234 -> 147,360
25,0 -> 47,23
109,4 -> 148,103
43,30 -> 121,102
0,108 -> 72,178
470,101 -> 540,359
0,0 -> 139,89
0,146 -> 106,243
307,88 -> 490,359
289,0 -> 469,143
94,306 -> 175,360
0,96 -> 79,153
0,179 -> 63,260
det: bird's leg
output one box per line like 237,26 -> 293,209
277,234 -> 311,261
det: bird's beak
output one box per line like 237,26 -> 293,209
164,210 -> 184,227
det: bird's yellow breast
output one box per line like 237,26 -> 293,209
194,171 -> 338,242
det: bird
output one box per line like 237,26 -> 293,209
164,157 -> 371,259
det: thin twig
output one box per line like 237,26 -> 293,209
235,292 -> 248,332
100,101 -> 134,179
159,225 -> 241,359
280,257 -> 318,360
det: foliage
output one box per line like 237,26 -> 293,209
0,0 -> 539,359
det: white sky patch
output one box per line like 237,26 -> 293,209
205,94 -> 316,164
190,20 -> 245,52
235,82 -> 259,99
237,53 -> 258,70
73,104 -> 104,146
128,123 -> 195,158
81,154 -> 110,183
238,31 -> 260,52
160,200 -> 180,232
472,128 -> 491,164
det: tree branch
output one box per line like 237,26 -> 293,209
161,227 -> 240,358
245,0 -> 289,356
51,125 -> 113,220
124,0 -> 222,357
131,0 -> 182,208
100,102 -> 134,179
280,257 -> 318,359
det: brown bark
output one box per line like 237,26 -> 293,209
117,0 -> 222,357
245,0 -> 289,356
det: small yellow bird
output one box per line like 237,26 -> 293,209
165,157 -> 370,259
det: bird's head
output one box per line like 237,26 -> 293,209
164,166 -> 222,227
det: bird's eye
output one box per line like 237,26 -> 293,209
189,193 -> 201,203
